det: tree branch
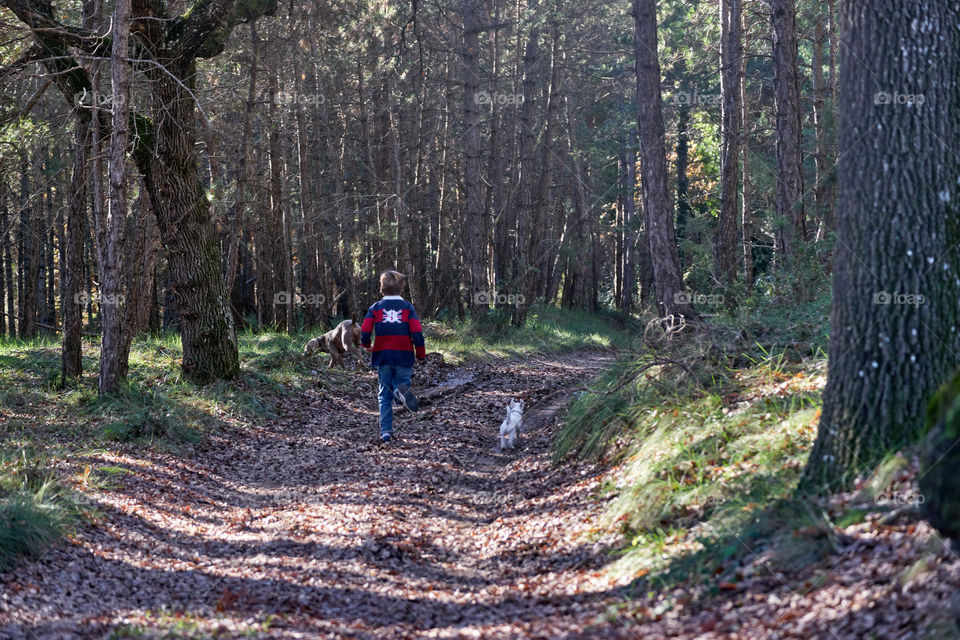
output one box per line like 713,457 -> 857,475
170,0 -> 277,59
1,0 -> 110,55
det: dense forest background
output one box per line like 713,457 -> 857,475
0,0 -> 835,345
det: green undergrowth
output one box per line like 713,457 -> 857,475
424,305 -> 634,363
556,294 -> 834,594
0,329 -> 338,569
0,448 -> 85,570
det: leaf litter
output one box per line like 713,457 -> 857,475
0,352 -> 957,639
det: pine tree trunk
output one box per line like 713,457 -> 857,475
42,169 -> 55,332
770,0 -> 806,255
811,5 -> 830,237
717,0 -> 741,285
674,57 -> 691,246
802,0 -> 960,490
620,135 -> 638,313
0,182 -> 7,337
461,0 -> 490,320
632,0 -> 695,319
19,151 -> 39,339
526,25 -> 561,308
615,145 -> 625,307
96,0 -> 132,395
125,189 -> 159,337
297,103 -> 324,329
224,23 -> 258,301
62,112 -> 89,381
511,19 -> 539,326
740,22 -> 753,291
267,64 -> 288,331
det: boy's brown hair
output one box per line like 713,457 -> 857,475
380,270 -> 406,296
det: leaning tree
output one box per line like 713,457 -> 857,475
802,0 -> 960,490
3,0 -> 279,384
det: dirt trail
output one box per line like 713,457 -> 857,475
1,352 -> 639,639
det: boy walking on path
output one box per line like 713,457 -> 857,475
361,270 -> 426,443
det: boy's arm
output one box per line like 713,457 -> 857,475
407,305 -> 426,360
360,308 -> 375,348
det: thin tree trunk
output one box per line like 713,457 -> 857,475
615,145 -> 625,307
620,135 -> 638,312
511,16 -> 539,326
717,0 -> 741,285
95,0 -> 132,395
811,4 -> 830,237
42,166 -> 55,331
19,151 -> 39,339
124,188 -> 159,337
62,112 -> 89,381
740,21 -> 754,291
0,182 -> 7,337
267,63 -> 289,331
461,0 -> 490,320
828,0 -> 838,103
524,24 -> 561,313
224,23 -> 258,299
674,57 -> 691,247
296,73 -> 324,329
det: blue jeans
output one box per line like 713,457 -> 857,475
377,365 -> 412,437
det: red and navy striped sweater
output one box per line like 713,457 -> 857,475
360,296 -> 426,368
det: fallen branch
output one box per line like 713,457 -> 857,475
420,374 -> 475,404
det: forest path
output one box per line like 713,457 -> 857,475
2,352 -> 640,639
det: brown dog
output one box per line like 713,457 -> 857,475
304,319 -> 364,369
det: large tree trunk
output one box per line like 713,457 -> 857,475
802,0 -> 960,490
632,0 -> 694,319
138,58 -> 240,383
770,0 -> 806,256
717,0 -> 741,285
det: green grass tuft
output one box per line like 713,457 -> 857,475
425,305 -> 634,363
555,300 -> 831,591
0,450 -> 84,570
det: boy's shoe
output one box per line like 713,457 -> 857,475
394,384 -> 419,412
381,433 -> 392,444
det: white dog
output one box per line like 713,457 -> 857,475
499,399 -> 524,450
